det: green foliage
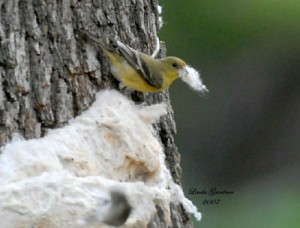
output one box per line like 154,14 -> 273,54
191,179 -> 300,228
160,1 -> 300,227
160,0 -> 300,63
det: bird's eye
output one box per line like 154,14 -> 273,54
172,63 -> 178,68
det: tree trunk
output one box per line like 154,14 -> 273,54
0,0 -> 192,227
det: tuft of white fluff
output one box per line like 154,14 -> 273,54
0,90 -> 201,227
157,5 -> 163,29
170,182 -> 202,221
180,65 -> 208,93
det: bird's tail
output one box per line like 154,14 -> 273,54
80,30 -> 116,52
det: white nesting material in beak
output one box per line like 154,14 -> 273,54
179,66 -> 208,93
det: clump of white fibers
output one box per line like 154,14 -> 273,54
0,90 -> 201,227
157,5 -> 163,29
181,65 -> 208,93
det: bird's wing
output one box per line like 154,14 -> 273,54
115,41 -> 163,89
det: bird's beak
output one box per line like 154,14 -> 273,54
178,67 -> 189,78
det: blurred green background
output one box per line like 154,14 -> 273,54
159,0 -> 300,227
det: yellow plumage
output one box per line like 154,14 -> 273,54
82,31 -> 188,93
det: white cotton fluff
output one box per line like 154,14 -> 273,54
157,5 -> 163,28
180,65 -> 208,93
0,90 -> 201,228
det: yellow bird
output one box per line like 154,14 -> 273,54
81,31 -> 189,93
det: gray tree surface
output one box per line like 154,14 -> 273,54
0,0 -> 192,227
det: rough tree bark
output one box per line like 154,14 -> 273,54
0,0 -> 192,227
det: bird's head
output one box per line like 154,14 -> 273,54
161,56 -> 188,80
161,57 -> 208,93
